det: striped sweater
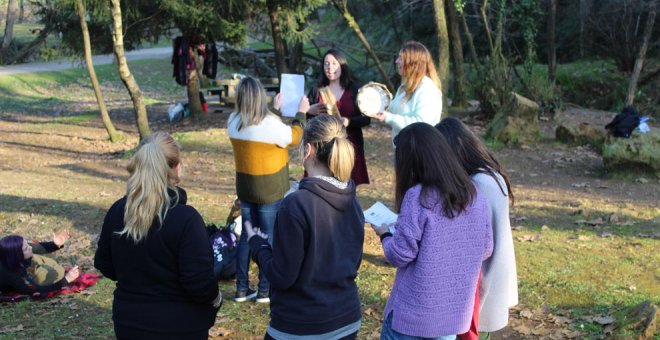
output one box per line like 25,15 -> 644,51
228,112 -> 304,204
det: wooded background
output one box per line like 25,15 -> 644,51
0,0 -> 657,140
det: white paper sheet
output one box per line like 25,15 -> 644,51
364,201 -> 398,233
280,74 -> 305,117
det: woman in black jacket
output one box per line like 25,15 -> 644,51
246,115 -> 365,339
94,132 -> 221,339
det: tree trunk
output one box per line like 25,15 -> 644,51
287,19 -> 305,73
432,0 -> 450,98
289,40 -> 303,73
625,0 -> 656,106
547,0 -> 557,82
332,0 -> 395,92
579,0 -> 593,58
267,1 -> 289,75
2,0 -> 18,50
446,0 -> 466,107
18,0 -> 24,23
186,49 -> 205,117
481,0 -> 494,55
459,6 -> 480,68
109,0 -> 150,140
76,0 -> 121,142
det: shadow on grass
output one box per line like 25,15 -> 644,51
53,163 -> 128,183
0,128 -> 100,142
0,194 -> 107,235
1,140 -> 111,159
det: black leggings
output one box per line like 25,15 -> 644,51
265,331 -> 358,340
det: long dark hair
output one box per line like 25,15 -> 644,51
394,123 -> 475,218
0,235 -> 26,272
318,48 -> 355,89
435,117 -> 514,204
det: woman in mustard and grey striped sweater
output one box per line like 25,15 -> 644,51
227,76 -> 308,303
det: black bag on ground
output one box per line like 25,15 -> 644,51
605,106 -> 641,138
206,223 -> 237,281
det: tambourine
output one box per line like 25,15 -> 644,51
356,82 -> 392,117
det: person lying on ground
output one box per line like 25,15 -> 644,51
0,229 -> 80,295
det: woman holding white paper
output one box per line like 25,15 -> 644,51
372,123 -> 492,339
227,76 -> 307,303
305,49 -> 370,186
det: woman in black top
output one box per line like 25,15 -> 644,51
94,132 -> 221,339
246,115 -> 365,339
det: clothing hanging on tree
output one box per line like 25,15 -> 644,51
203,42 -> 218,79
172,36 -> 193,85
172,37 -> 218,85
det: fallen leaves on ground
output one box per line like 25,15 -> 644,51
517,234 -> 541,242
209,327 -> 233,338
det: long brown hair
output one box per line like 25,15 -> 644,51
394,123 -> 475,217
399,41 -> 441,101
435,117 -> 514,204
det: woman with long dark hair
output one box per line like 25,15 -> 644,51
0,229 -> 79,295
245,115 -> 364,339
305,48 -> 370,185
374,41 -> 443,140
95,132 -> 221,339
372,123 -> 492,339
436,117 -> 518,335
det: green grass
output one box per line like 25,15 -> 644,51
0,59 -> 184,119
0,58 -> 658,339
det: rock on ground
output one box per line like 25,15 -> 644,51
602,129 -> 660,178
487,92 -> 540,145
555,108 -> 616,149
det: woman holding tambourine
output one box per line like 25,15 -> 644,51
373,41 -> 443,140
305,48 -> 370,186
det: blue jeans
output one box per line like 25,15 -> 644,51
381,312 -> 456,340
236,199 -> 281,293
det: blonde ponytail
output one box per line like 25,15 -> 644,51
328,137 -> 355,182
303,115 -> 355,182
120,132 -> 181,243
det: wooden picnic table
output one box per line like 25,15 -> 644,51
206,77 -> 279,106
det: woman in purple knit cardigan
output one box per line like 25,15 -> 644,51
372,123 -> 493,339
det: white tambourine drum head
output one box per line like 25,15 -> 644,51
357,83 -> 392,117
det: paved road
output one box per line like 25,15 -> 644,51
0,47 -> 171,76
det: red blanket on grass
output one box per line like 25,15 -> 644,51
0,273 -> 102,303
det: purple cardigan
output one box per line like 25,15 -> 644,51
382,184 -> 493,337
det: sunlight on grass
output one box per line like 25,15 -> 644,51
0,57 -> 658,338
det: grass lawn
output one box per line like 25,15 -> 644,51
0,57 -> 658,339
